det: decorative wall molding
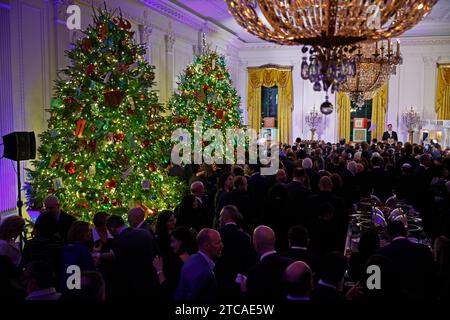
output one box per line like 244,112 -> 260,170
140,0 -> 215,33
399,36 -> 450,46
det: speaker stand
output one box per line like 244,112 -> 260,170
16,160 -> 24,252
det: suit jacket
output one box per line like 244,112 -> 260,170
376,238 -> 434,299
113,228 -> 160,300
218,190 -> 253,231
58,211 -> 76,243
286,181 -> 311,226
282,248 -> 318,272
311,284 -> 345,302
175,252 -> 218,302
248,173 -> 270,226
382,131 -> 398,142
367,167 -> 393,202
216,224 -> 257,299
246,253 -> 294,302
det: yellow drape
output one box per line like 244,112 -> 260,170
337,92 -> 351,142
371,84 -> 388,141
436,65 -> 450,120
247,68 -> 293,143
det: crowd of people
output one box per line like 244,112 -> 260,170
1,138 -> 450,303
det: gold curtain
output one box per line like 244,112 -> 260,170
436,64 -> 450,120
247,67 -> 293,143
371,83 -> 388,141
337,92 -> 351,142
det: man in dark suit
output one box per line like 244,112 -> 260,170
215,205 -> 257,300
247,163 -> 270,228
376,221 -> 434,300
113,226 -> 160,301
218,176 -> 253,232
245,226 -> 294,302
382,124 -> 398,143
175,228 -> 223,302
286,168 -> 311,226
284,261 -> 313,302
283,225 -> 317,273
302,158 -> 320,193
44,195 -> 76,243
311,251 -> 347,302
128,207 -> 155,234
307,176 -> 348,235
367,156 -> 393,202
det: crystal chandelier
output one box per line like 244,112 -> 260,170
225,0 -> 436,46
402,106 -> 421,143
305,106 -> 322,140
341,40 -> 403,109
226,0 -> 436,113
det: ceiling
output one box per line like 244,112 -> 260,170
167,0 -> 450,43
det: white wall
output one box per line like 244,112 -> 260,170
1,0 -> 450,213
387,37 -> 450,143
238,37 -> 450,144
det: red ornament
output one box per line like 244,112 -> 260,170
116,63 -> 129,73
48,188 -> 56,194
112,199 -> 122,207
63,97 -> 76,105
141,139 -> 151,148
127,108 -> 135,115
206,104 -> 214,113
99,24 -> 108,40
113,132 -> 125,143
90,125 -> 96,133
216,109 -> 224,119
102,195 -> 109,204
81,39 -> 92,52
215,73 -> 223,80
103,89 -> 123,107
89,140 -> 96,150
76,202 -> 89,208
77,172 -> 86,182
93,95 -> 98,102
105,178 -> 117,190
64,162 -> 76,174
147,163 -> 157,172
203,84 -> 209,92
86,64 -> 95,76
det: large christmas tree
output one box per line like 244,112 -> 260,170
168,48 -> 242,139
25,7 -> 184,221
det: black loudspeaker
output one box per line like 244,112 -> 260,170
2,131 -> 36,161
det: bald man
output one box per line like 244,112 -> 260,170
245,226 -> 294,302
215,206 -> 257,299
284,261 -> 313,301
127,206 -> 156,236
175,228 -> 223,302
43,195 -> 76,242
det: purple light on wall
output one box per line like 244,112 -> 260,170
0,6 -> 18,213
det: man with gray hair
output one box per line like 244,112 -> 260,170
302,157 -> 319,193
43,195 -> 76,242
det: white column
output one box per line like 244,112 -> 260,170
0,1 -> 18,213
422,55 -> 439,121
164,25 -> 175,105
